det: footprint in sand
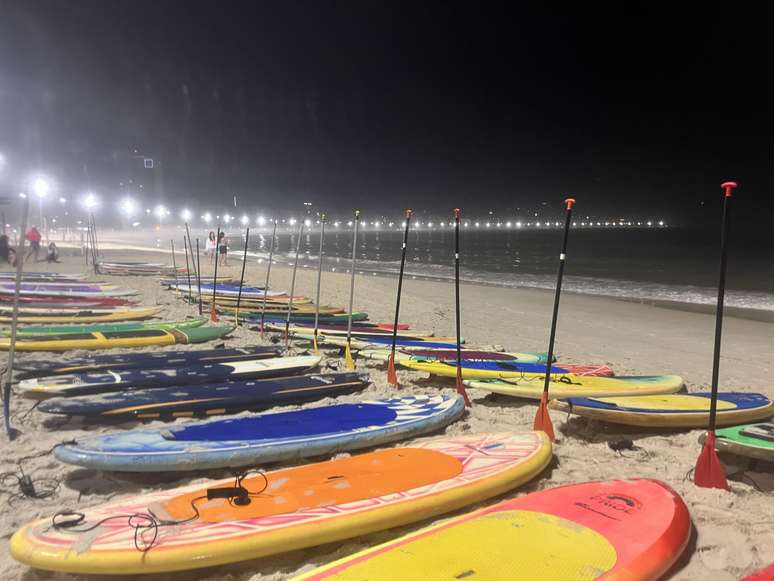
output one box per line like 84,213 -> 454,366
697,525 -> 753,571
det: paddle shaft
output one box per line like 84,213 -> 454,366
313,215 -> 326,341
284,221 -> 305,343
170,240 -> 180,297
346,210 -> 361,347
390,209 -> 413,360
235,227 -> 250,324
182,237 -> 193,303
211,225 -> 221,319
542,198 -> 576,394
195,238 -> 203,315
259,220 -> 278,333
453,209 -> 463,367
708,183 -> 736,431
3,195 -> 29,439
89,213 -> 101,273
185,222 -> 200,311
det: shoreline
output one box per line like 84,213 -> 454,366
71,242 -> 774,325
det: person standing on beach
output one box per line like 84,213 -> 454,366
218,231 -> 228,266
207,231 -> 217,262
0,234 -> 16,266
24,225 -> 42,262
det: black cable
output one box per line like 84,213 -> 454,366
51,469 -> 270,553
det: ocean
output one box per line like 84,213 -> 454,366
243,225 -> 774,312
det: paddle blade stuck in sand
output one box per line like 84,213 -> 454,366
387,352 -> 398,386
533,391 -> 556,441
694,432 -> 728,490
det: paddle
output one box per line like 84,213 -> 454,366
210,225 -> 221,322
388,209 -> 413,386
345,210 -> 360,370
533,197 -> 576,441
284,221 -> 305,349
185,222 -> 201,315
195,238 -> 203,315
259,219 -> 278,337
3,194 -> 29,440
694,181 -> 737,490
313,214 -> 327,354
234,227 -> 250,326
452,209 -> 472,406
170,239 -> 180,298
182,237 -> 193,304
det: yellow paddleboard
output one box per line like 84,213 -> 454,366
0,306 -> 161,324
465,374 -> 684,400
550,392 -> 774,427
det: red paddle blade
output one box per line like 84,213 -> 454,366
455,366 -> 472,407
533,392 -> 555,441
694,431 -> 729,490
209,303 -> 219,323
387,353 -> 399,387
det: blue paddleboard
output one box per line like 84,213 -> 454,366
54,394 -> 466,471
37,373 -> 369,418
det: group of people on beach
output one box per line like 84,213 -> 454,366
0,226 -> 60,266
206,230 -> 229,266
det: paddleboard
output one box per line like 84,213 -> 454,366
744,564 -> 774,580
550,392 -> 774,427
704,422 -> 774,462
0,306 -> 161,324
295,478 -> 691,581
3,318 -> 205,337
465,374 -> 685,400
11,431 -> 551,574
54,394 -> 466,471
308,334 -> 462,349
399,358 -> 613,377
0,324 -> 234,351
14,346 -> 281,377
358,348 -> 548,364
37,372 -> 371,418
20,355 -> 322,397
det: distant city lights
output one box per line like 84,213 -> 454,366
81,192 -> 99,210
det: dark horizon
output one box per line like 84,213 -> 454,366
1,1 -> 771,226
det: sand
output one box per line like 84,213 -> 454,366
1,244 -> 773,580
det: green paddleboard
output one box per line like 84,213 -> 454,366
2,319 -> 206,337
711,422 -> 774,462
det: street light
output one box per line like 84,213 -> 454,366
81,192 -> 99,210
154,205 -> 167,221
120,197 -> 137,218
240,214 -> 249,225
203,212 -> 212,224
181,208 -> 192,221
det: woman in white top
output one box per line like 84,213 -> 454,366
206,231 -> 217,262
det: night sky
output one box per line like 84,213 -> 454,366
0,1 -> 771,223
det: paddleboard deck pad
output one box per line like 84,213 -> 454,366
466,374 -> 684,400
11,432 -> 552,574
295,479 -> 691,581
54,394 -> 466,471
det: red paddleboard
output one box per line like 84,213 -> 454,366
298,479 -> 691,580
745,564 -> 774,580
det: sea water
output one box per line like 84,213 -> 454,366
246,226 -> 774,312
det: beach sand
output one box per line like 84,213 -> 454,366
1,245 -> 773,580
